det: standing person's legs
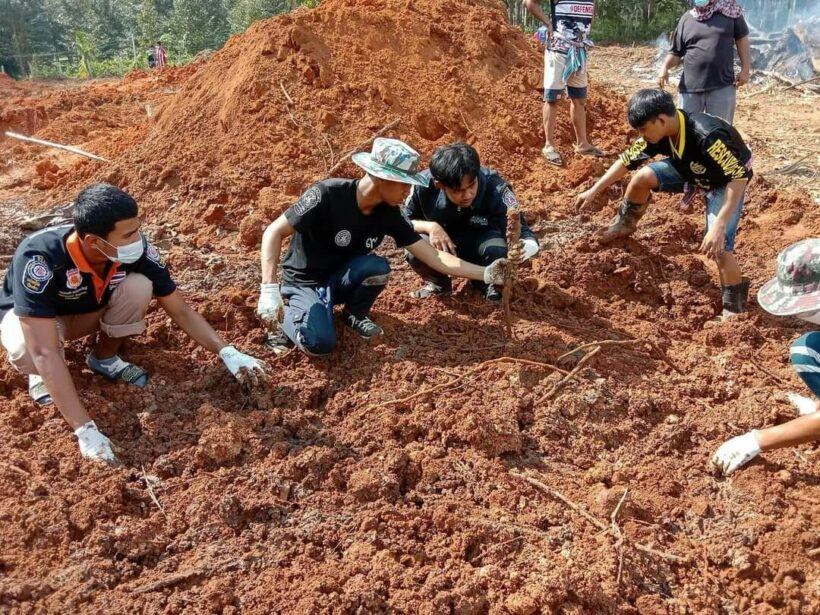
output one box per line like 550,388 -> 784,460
280,285 -> 336,356
329,254 -> 391,318
703,85 -> 737,124
542,49 -> 566,165
566,65 -> 598,153
405,234 -> 452,294
678,91 -> 706,115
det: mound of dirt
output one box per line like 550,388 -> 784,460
1,0 -> 819,612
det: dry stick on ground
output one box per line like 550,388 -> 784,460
511,472 -> 689,565
556,338 -> 682,375
326,118 -> 401,176
5,131 -> 109,162
141,465 -> 167,519
279,80 -> 295,105
503,209 -> 522,338
367,356 -> 569,411
131,559 -> 247,593
749,358 -> 786,385
536,346 -> 602,404
783,75 -> 820,91
611,489 -> 630,585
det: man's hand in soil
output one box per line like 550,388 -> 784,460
700,222 -> 726,260
75,421 -> 116,465
257,283 -> 284,326
712,430 -> 761,475
428,222 -> 456,254
574,188 -> 599,212
219,346 -> 267,383
484,258 -> 508,285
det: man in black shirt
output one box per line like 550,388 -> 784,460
575,89 -> 753,318
657,0 -> 751,124
0,184 -> 266,464
257,138 -> 509,356
403,142 -> 539,302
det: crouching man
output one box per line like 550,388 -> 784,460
0,183 -> 266,464
403,142 -> 539,302
257,138 -> 509,355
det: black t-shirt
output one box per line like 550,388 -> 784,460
671,12 -> 750,93
620,110 -> 753,190
0,225 -> 176,320
282,179 -> 421,287
403,167 -> 537,243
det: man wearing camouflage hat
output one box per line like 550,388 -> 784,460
712,239 -> 820,475
256,138 -> 510,356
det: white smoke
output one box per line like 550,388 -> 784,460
743,0 -> 820,33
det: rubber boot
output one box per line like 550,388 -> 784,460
720,277 -> 750,318
597,199 -> 649,244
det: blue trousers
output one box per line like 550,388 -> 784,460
281,254 -> 390,356
790,332 -> 820,397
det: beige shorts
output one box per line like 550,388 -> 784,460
544,49 -> 588,99
0,273 -> 153,375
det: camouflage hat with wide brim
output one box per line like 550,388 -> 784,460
351,137 -> 428,187
758,238 -> 820,316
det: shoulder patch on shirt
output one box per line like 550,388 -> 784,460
501,187 -> 518,209
146,244 -> 166,268
621,138 -> 649,165
293,186 -> 322,217
22,255 -> 53,295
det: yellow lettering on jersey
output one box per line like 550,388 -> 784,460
706,139 -> 747,181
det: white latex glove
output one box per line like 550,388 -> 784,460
711,430 -> 761,476
787,392 -> 819,416
74,421 -> 116,464
219,345 -> 267,383
483,258 -> 508,285
518,238 -> 539,263
257,283 -> 284,324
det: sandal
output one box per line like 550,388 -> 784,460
574,144 -> 607,158
541,146 -> 564,167
87,353 -> 149,388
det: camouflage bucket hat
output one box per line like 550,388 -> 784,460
351,138 -> 428,187
758,238 -> 820,316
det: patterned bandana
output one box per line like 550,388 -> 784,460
690,0 -> 743,21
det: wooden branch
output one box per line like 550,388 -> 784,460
279,81 -> 294,105
536,346 -> 601,404
366,356 -> 568,412
782,75 -> 820,91
326,119 -> 401,176
510,471 -> 690,565
4,131 -> 108,162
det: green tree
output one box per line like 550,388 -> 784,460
171,0 -> 230,56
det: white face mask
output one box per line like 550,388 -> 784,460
692,0 -> 711,6
96,235 -> 144,264
799,310 -> 820,325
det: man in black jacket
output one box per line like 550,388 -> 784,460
403,143 -> 539,302
576,89 -> 752,318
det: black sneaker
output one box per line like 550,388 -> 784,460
485,285 -> 503,303
410,281 -> 452,299
343,311 -> 384,340
264,328 -> 294,354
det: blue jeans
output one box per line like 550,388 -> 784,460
791,332 -> 820,397
648,159 -> 745,252
281,254 -> 390,356
679,85 -> 737,124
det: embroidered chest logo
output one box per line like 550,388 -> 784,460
22,255 -> 53,294
66,267 -> 83,290
365,237 -> 379,249
335,230 -> 352,247
690,161 -> 707,175
469,216 -> 489,226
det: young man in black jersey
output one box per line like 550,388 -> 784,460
576,89 -> 753,318
256,138 -> 510,356
403,142 -> 539,302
